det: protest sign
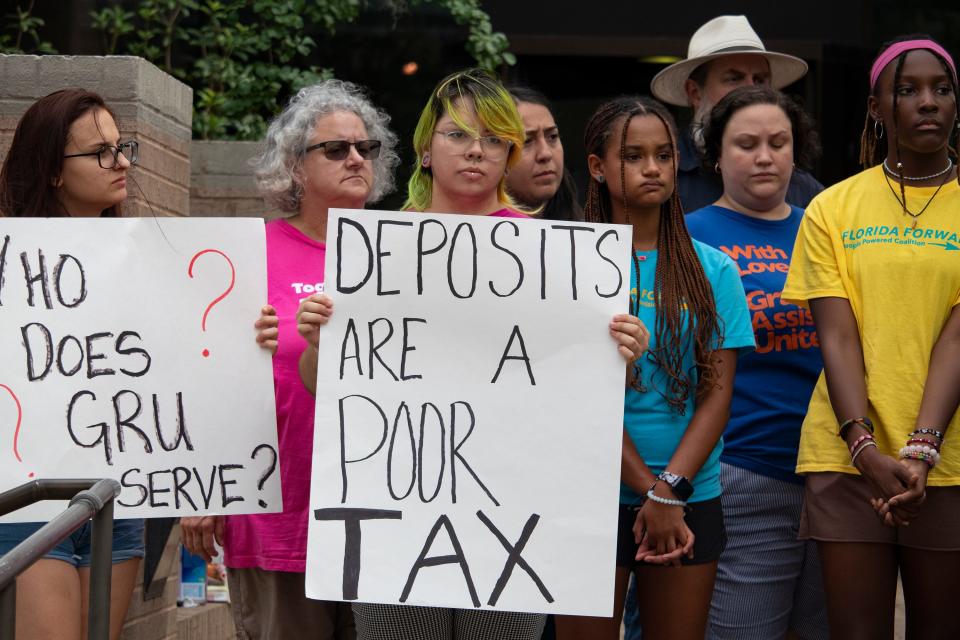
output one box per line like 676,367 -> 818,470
305,209 -> 630,616
0,218 -> 279,520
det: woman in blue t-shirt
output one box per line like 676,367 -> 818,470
684,85 -> 827,640
555,96 -> 753,640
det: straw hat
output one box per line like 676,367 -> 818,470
651,15 -> 808,107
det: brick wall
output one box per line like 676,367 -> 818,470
120,525 -> 181,640
0,54 -> 192,217
190,140 -> 279,220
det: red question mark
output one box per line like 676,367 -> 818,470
1,383 -> 33,478
188,249 -> 236,358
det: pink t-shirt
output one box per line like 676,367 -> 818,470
224,219 -> 324,572
490,208 -> 527,218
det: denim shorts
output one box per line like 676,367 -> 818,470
0,519 -> 145,567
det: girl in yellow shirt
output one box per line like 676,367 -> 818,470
783,35 -> 960,639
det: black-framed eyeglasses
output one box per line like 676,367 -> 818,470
63,140 -> 139,169
304,139 -> 381,161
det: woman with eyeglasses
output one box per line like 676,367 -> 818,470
181,79 -> 399,640
294,68 -> 648,640
0,88 -> 142,640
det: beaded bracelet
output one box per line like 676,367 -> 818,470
911,428 -> 945,440
839,416 -> 874,439
851,440 -> 878,465
645,488 -> 686,507
907,437 -> 940,450
849,433 -> 875,455
899,444 -> 941,467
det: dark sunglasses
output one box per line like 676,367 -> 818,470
304,139 -> 381,160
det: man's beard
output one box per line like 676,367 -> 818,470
689,97 -> 714,153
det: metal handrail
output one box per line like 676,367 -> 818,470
0,479 -> 121,640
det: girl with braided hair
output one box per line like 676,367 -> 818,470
555,96 -> 753,640
783,35 -> 960,638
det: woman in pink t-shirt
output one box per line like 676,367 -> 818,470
297,68 -> 649,640
181,79 -> 399,640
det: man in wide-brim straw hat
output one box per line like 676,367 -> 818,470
650,15 -> 823,212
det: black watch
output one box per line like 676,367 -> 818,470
657,471 -> 694,502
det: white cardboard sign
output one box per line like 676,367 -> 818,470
0,218 -> 280,520
305,209 -> 629,616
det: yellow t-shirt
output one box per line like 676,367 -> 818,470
782,165 -> 960,485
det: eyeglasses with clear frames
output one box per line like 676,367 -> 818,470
434,129 -> 511,159
63,140 -> 139,169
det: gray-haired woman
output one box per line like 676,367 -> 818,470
181,78 -> 399,640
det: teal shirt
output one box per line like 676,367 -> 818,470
620,240 -> 754,505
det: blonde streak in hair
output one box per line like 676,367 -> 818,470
474,86 -> 526,212
404,99 -> 441,211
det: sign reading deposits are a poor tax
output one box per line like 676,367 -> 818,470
0,218 -> 279,520
305,209 -> 630,617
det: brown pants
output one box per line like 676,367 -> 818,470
227,567 -> 355,640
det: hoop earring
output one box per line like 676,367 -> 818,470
422,153 -> 431,167
714,162 -> 721,174
874,120 -> 884,139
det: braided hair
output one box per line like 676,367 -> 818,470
859,35 -> 960,205
584,96 -> 723,412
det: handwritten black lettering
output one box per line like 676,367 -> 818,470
595,229 -> 624,298
387,403 -> 416,501
447,223 -> 478,299
0,234 -> 9,306
376,220 -> 413,296
417,402 -> 445,503
476,510 -> 553,605
489,221 -> 523,297
115,331 -> 152,377
52,253 -> 87,308
490,325 -> 536,386
400,514 -> 480,607
20,249 -> 52,309
85,332 -> 116,378
21,322 -> 53,381
551,224 -> 594,301
450,401 -> 499,506
337,217 -> 373,294
339,394 -> 389,502
367,318 -> 399,381
339,319 -> 363,379
314,507 -> 403,600
399,318 -> 426,381
417,219 -> 447,295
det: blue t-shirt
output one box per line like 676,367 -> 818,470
620,239 -> 754,505
685,205 -> 823,484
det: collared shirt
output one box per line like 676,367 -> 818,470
677,130 -> 825,213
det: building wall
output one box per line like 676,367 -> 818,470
190,140 -> 278,220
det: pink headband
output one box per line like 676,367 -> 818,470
870,39 -> 957,90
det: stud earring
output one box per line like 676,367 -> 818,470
595,174 -> 605,183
